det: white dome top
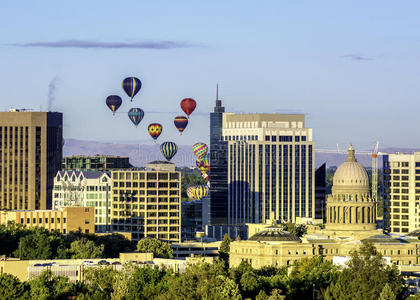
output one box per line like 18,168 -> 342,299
332,145 -> 369,193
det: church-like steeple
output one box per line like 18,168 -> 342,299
214,83 -> 225,113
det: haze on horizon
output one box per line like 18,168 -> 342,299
1,1 -> 419,151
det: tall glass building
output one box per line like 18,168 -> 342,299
209,92 -> 228,225
209,111 -> 315,231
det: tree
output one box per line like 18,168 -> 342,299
0,222 -> 31,256
219,233 -> 232,267
13,228 -> 67,259
70,238 -> 104,259
96,233 -> 135,258
137,237 -> 173,258
287,256 -> 338,300
28,270 -> 76,300
325,242 -> 404,300
0,273 -> 29,299
280,222 -> 307,237
82,266 -> 118,299
161,260 -> 231,299
379,283 -> 396,300
113,264 -> 172,299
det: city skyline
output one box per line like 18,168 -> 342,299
1,1 -> 420,149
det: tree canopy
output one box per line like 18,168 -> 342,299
136,237 -> 173,258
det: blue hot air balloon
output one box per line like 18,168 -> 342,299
160,141 -> 178,161
122,77 -> 142,101
106,95 -> 122,115
128,108 -> 144,127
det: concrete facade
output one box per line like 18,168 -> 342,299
383,152 -> 420,234
0,110 -> 63,210
110,161 -> 181,242
0,206 -> 94,234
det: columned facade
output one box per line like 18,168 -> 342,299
325,145 -> 376,231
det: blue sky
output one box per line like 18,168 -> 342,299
1,1 -> 419,150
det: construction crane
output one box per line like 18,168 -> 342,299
316,141 -> 387,203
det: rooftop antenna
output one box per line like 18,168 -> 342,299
216,83 -> 219,100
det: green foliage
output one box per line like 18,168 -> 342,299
279,222 -> 307,237
13,228 -> 67,260
161,260 -> 236,300
325,242 -> 404,300
219,233 -> 232,267
113,264 -> 172,299
69,238 -> 105,259
96,233 -> 135,258
82,266 -> 118,298
287,256 -> 338,300
0,222 -> 133,260
137,237 -> 174,258
379,283 -> 396,300
28,270 -> 76,300
0,273 -> 29,299
0,222 -> 31,256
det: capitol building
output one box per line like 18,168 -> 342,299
230,145 -> 420,268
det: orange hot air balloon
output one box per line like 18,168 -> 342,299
180,98 -> 196,117
148,123 -> 162,141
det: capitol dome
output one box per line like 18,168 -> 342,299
332,144 -> 370,194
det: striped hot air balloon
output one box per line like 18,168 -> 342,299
192,142 -> 208,159
122,77 -> 142,101
193,185 -> 209,200
128,108 -> 144,127
174,116 -> 188,134
160,141 -> 178,161
148,123 -> 162,141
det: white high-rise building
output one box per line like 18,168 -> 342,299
52,170 -> 111,232
383,152 -> 420,234
221,113 -> 315,225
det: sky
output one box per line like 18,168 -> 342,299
1,1 -> 420,151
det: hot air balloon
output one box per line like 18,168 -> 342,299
193,185 -> 209,200
192,142 -> 208,159
174,116 -> 188,134
186,186 -> 196,200
180,98 -> 196,117
122,77 -> 142,101
128,108 -> 144,127
160,141 -> 178,161
148,123 -> 162,141
106,95 -> 122,115
196,155 -> 210,175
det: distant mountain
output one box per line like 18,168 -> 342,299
63,139 -> 419,168
63,139 -> 196,167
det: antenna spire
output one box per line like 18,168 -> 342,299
216,83 -> 219,100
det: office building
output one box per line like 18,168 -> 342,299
62,155 -> 131,171
0,110 -> 63,210
383,152 -> 420,234
0,206 -> 94,234
110,161 -> 181,242
52,170 -> 111,232
209,89 -> 228,226
315,163 -> 327,221
223,113 -> 314,225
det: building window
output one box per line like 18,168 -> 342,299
85,220 -> 90,224
85,208 -> 89,212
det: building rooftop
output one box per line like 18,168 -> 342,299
248,225 -> 301,242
